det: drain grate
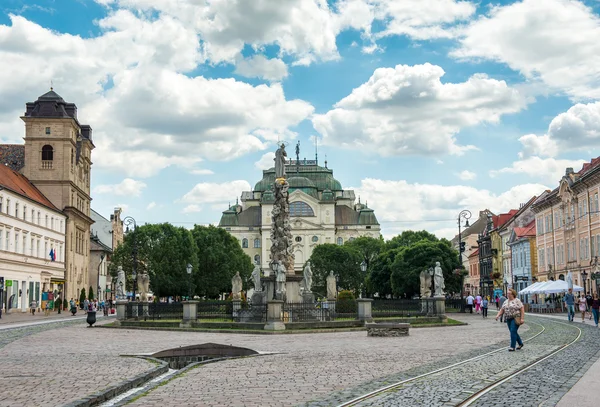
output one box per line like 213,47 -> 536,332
151,342 -> 259,369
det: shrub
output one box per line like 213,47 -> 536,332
337,290 -> 355,300
79,288 -> 86,305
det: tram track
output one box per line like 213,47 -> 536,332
335,319 -> 582,407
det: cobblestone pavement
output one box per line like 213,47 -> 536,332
343,318 -> 579,407
2,313 -> 591,407
126,314 -> 511,407
470,320 -> 600,407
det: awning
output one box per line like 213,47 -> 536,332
50,278 -> 65,283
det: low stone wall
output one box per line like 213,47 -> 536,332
366,323 -> 410,337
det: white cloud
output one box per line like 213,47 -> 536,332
490,156 -> 587,185
234,55 -> 288,82
517,134 -> 558,158
255,152 -> 275,170
182,204 -> 202,213
457,170 -> 476,181
93,178 -> 147,197
353,178 -> 547,239
179,180 -> 252,210
312,63 -> 526,157
190,169 -> 215,175
452,0 -> 600,100
547,102 -> 600,148
146,201 -> 156,210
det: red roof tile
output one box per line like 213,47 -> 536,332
0,164 -> 59,211
468,248 -> 480,258
577,157 -> 600,176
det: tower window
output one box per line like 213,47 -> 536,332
242,238 -> 248,248
290,201 -> 315,217
41,145 -> 54,161
45,127 -> 51,134
337,237 -> 343,245
254,238 -> 261,248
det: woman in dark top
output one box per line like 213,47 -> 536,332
591,293 -> 599,327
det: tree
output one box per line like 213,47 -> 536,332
88,286 -> 94,301
345,236 -> 385,297
191,225 -> 253,299
110,223 -> 199,298
368,247 -> 403,298
79,288 -> 86,305
386,230 -> 438,251
390,239 -> 461,298
308,244 -> 363,297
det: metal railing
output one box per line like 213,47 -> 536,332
197,300 -> 233,320
372,299 -> 422,317
125,302 -> 183,320
282,301 -> 339,322
445,298 -> 466,312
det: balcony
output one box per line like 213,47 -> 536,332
41,160 -> 53,169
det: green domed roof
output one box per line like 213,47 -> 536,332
287,176 -> 316,189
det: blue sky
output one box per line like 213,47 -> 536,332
1,0 -> 599,238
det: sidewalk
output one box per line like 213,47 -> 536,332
0,308 -> 113,329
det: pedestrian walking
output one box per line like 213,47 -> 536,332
482,297 -> 489,318
466,293 -> 474,314
44,302 -> 50,317
578,293 -> 587,323
475,295 -> 482,314
495,288 -> 524,351
498,293 -> 507,322
30,300 -> 37,315
495,295 -> 500,310
585,292 -> 593,320
564,288 -> 576,322
591,293 -> 599,327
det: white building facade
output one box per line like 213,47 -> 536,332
219,159 -> 381,272
0,166 -> 66,313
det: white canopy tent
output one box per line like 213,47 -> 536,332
541,280 -> 584,294
518,282 -> 544,295
528,281 -> 556,294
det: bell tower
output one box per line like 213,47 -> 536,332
21,89 -> 95,301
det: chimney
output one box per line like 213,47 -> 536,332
487,213 -> 494,232
565,167 -> 574,176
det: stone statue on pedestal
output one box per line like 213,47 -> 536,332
137,271 -> 150,302
326,271 -> 337,299
433,261 -> 445,297
303,261 -> 313,293
274,143 -> 287,179
420,268 -> 432,298
276,261 -> 287,293
232,271 -> 243,300
252,263 -> 262,291
116,266 -> 126,300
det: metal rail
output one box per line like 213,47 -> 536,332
336,320 -> 579,407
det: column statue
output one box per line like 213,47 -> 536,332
116,266 -> 126,300
326,271 -> 337,299
276,261 -> 287,293
433,261 -> 445,297
137,271 -> 150,302
420,269 -> 432,298
274,143 -> 287,179
231,271 -> 243,300
303,261 -> 313,293
252,263 -> 262,291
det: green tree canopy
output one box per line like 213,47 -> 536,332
390,239 -> 461,298
386,230 -> 438,251
88,286 -> 94,301
308,244 -> 363,297
191,225 -> 253,299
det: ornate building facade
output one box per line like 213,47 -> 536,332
532,159 -> 600,294
1,89 -> 94,302
219,159 -> 381,272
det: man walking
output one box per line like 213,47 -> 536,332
564,288 -> 575,322
498,293 -> 507,322
466,293 -> 474,314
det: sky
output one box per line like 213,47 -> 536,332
1,0 -> 599,239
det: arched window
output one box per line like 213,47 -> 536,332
41,145 -> 53,161
254,254 -> 260,264
242,238 -> 248,248
337,237 -> 343,245
254,238 -> 261,248
290,201 -> 314,217
349,237 -> 355,242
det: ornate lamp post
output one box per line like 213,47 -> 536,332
457,210 -> 472,300
123,216 -> 137,301
359,260 -> 367,299
582,270 -> 588,295
270,261 -> 278,300
186,263 -> 193,300
591,256 -> 600,295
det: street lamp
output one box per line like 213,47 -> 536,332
270,261 -> 278,300
457,209 -> 472,301
360,260 -> 367,299
186,263 -> 193,300
581,270 -> 588,295
123,216 -> 137,301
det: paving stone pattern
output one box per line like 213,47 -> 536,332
348,318 -> 579,407
470,321 -> 600,407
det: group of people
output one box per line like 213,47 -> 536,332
465,293 -> 495,318
563,289 -> 600,327
68,298 -> 113,316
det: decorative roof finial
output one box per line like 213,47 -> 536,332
50,79 -> 53,91
358,196 -> 361,204
236,197 -> 239,205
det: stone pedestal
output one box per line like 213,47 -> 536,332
285,274 -> 304,303
251,291 -> 267,305
264,300 -> 285,331
141,302 -> 149,320
433,296 -> 445,315
357,298 -> 373,322
116,300 -> 128,323
302,292 -> 315,304
262,276 -> 276,302
232,299 -> 242,318
180,301 -> 198,328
